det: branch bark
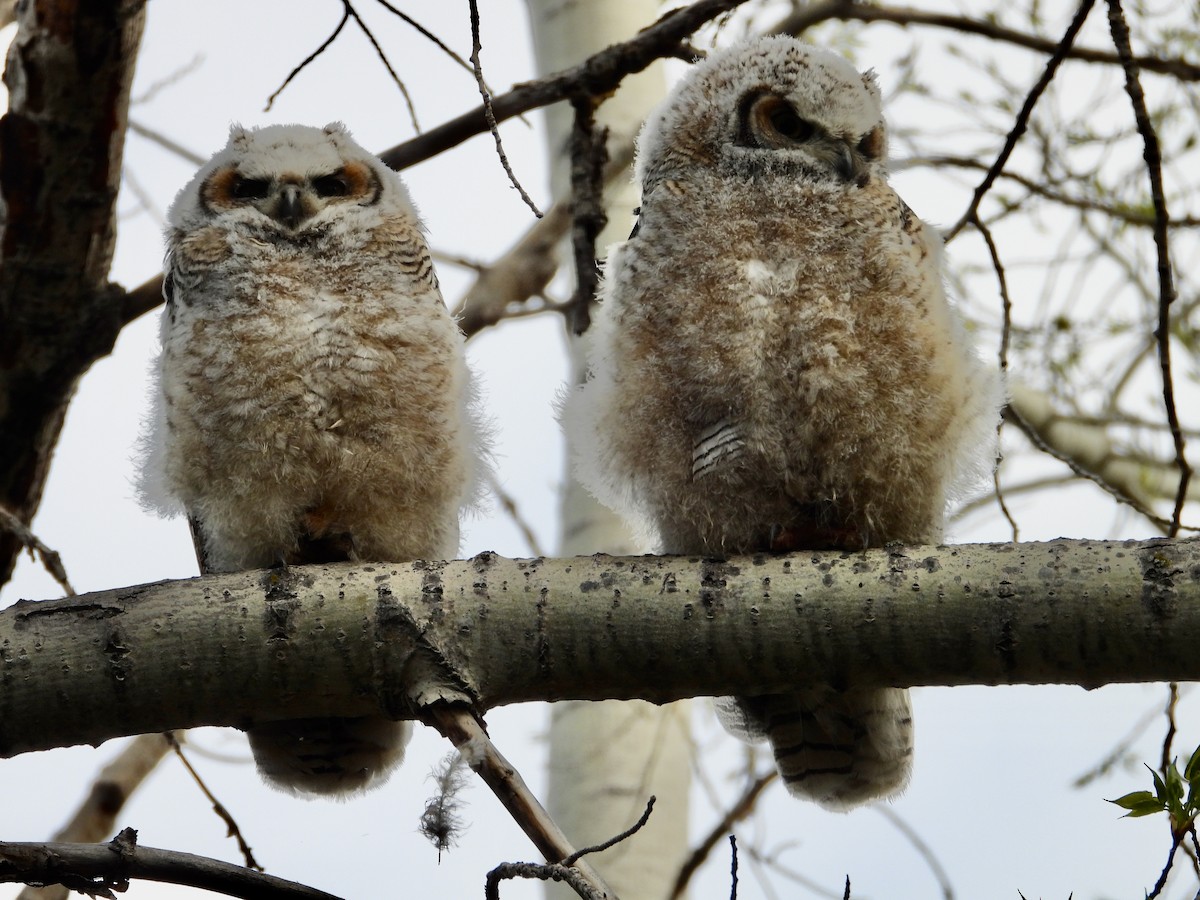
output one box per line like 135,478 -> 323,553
0,830 -> 339,900
1,539 -> 1197,759
0,0 -> 146,584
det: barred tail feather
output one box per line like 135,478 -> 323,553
715,688 -> 913,811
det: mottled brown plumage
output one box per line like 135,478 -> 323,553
140,123 -> 485,797
566,38 -> 1002,810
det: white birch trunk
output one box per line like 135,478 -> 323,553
522,2 -> 694,897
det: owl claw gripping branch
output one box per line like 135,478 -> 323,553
566,37 -> 1003,810
139,123 -> 487,797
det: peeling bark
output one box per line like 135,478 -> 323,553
1,539 -> 1197,759
0,0 -> 146,583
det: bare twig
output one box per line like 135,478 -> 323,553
1074,688 -> 1186,788
730,834 -> 740,900
566,96 -> 609,334
380,0 -> 750,172
17,734 -> 172,900
0,829 -> 337,900
1145,830 -> 1185,899
1160,682 -> 1180,774
971,214 -> 1019,541
671,772 -> 776,900
1106,0 -> 1191,538
263,5 -> 349,111
945,0 -> 1097,241
875,805 -> 955,900
423,703 -> 614,898
453,137 -> 636,338
164,733 -> 262,872
483,798 -> 655,900
898,155 -> 1200,229
487,473 -> 545,557
773,0 -> 1200,81
1004,389 -> 1199,534
467,0 -> 541,217
131,54 -> 204,105
0,504 -> 75,596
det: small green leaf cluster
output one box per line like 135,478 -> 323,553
1109,745 -> 1200,838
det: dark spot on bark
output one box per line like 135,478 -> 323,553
995,619 -> 1017,673
1140,545 -> 1181,620
580,581 -> 600,593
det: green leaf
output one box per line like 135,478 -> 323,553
1150,766 -> 1169,801
1109,791 -> 1159,811
1184,745 -> 1200,784
1125,800 -> 1169,818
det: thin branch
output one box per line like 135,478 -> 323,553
670,772 -> 777,900
1074,688 -> 1188,788
564,796 -> 656,866
17,734 -> 172,900
0,504 -> 75,596
380,0 -> 750,172
972,214 -> 1019,541
1106,0 -> 1191,538
422,704 -> 614,898
487,473 -> 545,557
263,5 -> 350,111
566,96 -> 608,334
1004,395 -> 1199,534
945,0 -> 1097,241
164,733 -> 261,872
467,0 -> 541,217
898,154 -> 1200,229
483,799 -> 655,900
1160,682 -> 1180,775
370,0 -> 518,116
875,805 -> 955,900
131,54 -> 204,105
730,834 -> 740,900
0,830 -> 338,900
345,1 -> 420,133
772,0 -> 1200,81
1146,830 -> 1186,899
453,137 -> 636,338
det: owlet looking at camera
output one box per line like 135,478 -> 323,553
140,122 -> 485,797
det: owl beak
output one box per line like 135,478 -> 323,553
275,184 -> 308,230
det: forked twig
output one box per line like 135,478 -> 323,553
945,0 -> 1098,241
0,503 -> 75,596
1105,0 -> 1191,538
164,733 -> 261,872
467,0 -> 542,218
423,703 -> 615,897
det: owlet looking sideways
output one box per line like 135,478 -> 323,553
140,122 -> 485,797
566,37 -> 1003,810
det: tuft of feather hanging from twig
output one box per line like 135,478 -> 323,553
419,750 -> 470,860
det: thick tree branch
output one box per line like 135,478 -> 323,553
0,0 -> 146,585
1,539 -> 1197,759
378,0 -> 749,171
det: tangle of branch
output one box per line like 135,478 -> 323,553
1105,0 -> 1191,538
945,0 -> 1098,241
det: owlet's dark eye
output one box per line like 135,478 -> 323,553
231,176 -> 270,200
767,103 -> 814,142
313,172 -> 350,198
